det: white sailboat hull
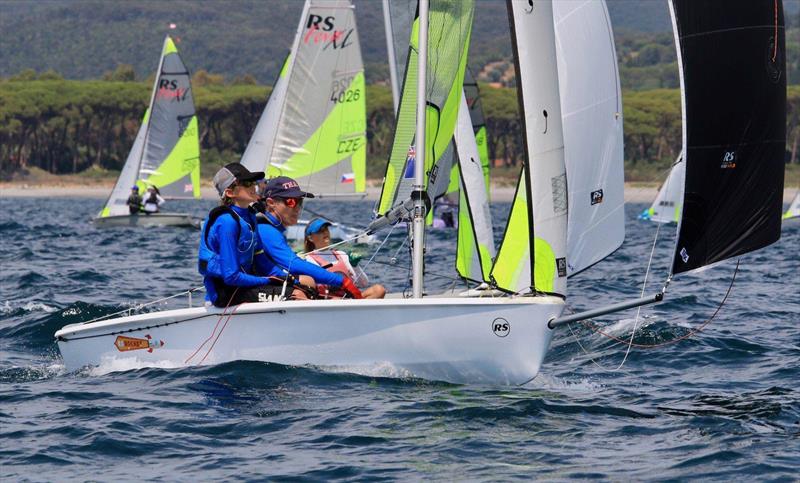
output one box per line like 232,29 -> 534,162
55,297 -> 564,385
93,213 -> 201,228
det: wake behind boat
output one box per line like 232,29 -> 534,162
94,35 -> 201,229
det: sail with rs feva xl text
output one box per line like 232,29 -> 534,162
240,0 -> 366,198
98,35 -> 200,218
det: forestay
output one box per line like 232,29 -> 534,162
490,0 -> 567,296
669,0 -> 786,275
377,0 -> 474,215
640,154 -> 684,224
242,0 -> 366,197
553,0 -> 625,276
99,36 -> 200,217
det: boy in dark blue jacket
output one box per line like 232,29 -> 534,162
256,176 -> 362,299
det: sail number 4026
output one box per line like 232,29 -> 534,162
331,88 -> 361,103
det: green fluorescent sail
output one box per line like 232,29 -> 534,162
268,72 -> 366,192
261,0 -> 367,197
138,115 -> 200,198
377,0 -> 475,215
139,35 -> 200,199
490,177 -> 556,293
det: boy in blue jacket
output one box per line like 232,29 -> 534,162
198,163 -> 286,307
256,176 -> 363,299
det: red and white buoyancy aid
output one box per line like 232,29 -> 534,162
306,251 -> 351,298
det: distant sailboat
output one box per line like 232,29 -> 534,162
639,154 -> 685,224
94,35 -> 201,228
239,0 -> 368,241
783,190 -> 800,220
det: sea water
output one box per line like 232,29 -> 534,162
1,196 -> 798,480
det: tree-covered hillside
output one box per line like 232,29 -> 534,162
2,0 -> 796,88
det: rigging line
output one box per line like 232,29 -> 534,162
579,259 -> 740,349
359,222 -> 398,274
615,215 -> 663,370
773,0 -> 778,62
83,287 -> 204,324
185,289 -> 238,364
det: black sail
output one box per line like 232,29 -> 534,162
670,0 -> 786,275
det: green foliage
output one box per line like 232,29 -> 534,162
1,79 -> 798,183
103,64 -> 136,82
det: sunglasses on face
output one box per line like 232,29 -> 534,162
281,197 -> 303,208
236,180 -> 256,189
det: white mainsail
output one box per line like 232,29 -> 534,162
100,113 -> 149,217
240,0 -> 366,197
490,0 -> 568,296
239,56 -> 289,176
553,0 -> 625,275
640,154 -> 684,224
455,91 -> 495,282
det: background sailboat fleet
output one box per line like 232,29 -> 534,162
57,0 -> 789,385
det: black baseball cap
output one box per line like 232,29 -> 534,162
213,163 -> 265,197
261,176 -> 315,199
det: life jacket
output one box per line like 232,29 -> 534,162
198,206 -> 254,280
307,251 -> 351,298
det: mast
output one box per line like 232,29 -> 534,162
383,0 -> 400,112
412,0 -> 428,298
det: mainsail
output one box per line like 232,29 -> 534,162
455,91 -> 495,282
553,0 -> 625,276
640,154 -> 684,224
462,69 -> 491,195
99,36 -> 200,217
240,0 -> 366,197
376,0 -> 474,216
490,0 -> 567,296
670,0 -> 786,275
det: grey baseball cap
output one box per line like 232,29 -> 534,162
213,163 -> 265,197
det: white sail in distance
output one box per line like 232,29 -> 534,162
553,0 -> 625,275
640,154 -> 684,223
491,0 -> 568,296
240,0 -> 366,197
783,190 -> 800,220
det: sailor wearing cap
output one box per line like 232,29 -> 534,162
255,176 -> 364,299
304,218 -> 386,299
197,163 -> 286,307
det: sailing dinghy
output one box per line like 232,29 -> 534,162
239,0 -> 369,242
56,0 -> 786,386
94,35 -> 201,228
639,154 -> 685,223
783,191 -> 800,220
